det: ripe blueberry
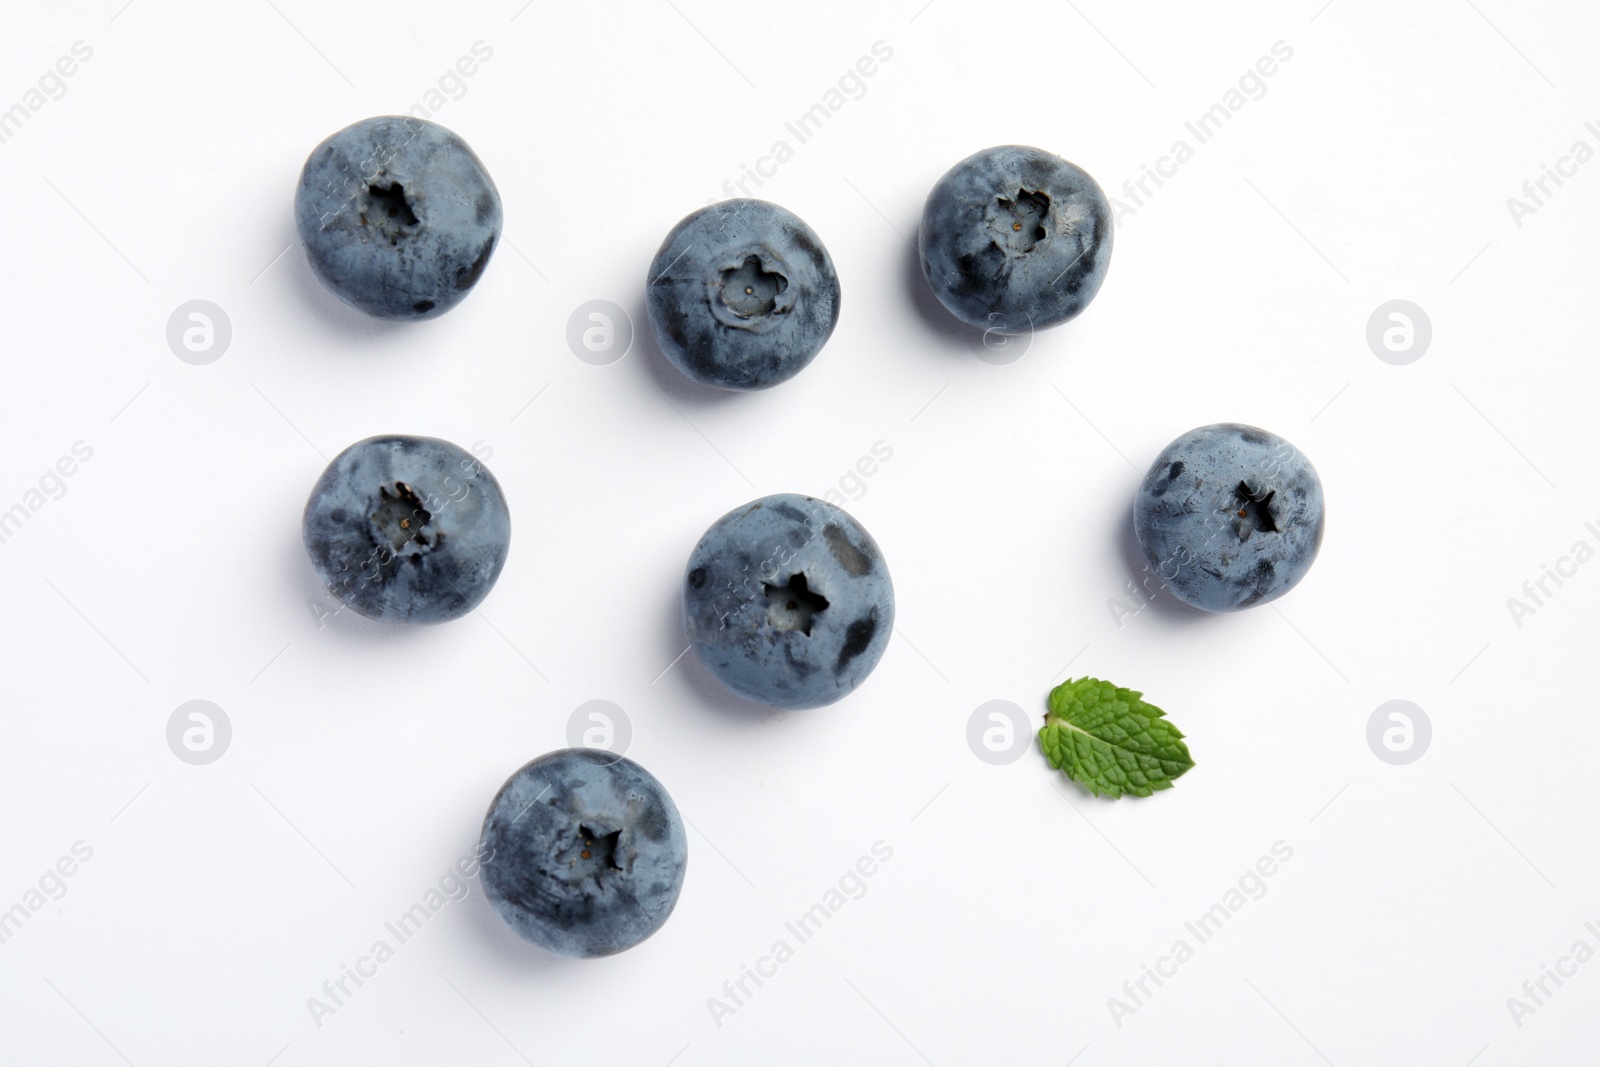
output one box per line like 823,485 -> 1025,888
302,435 -> 509,623
920,145 -> 1112,334
1134,423 -> 1325,612
295,116 -> 502,320
684,493 -> 893,708
646,199 -> 841,389
480,749 -> 688,958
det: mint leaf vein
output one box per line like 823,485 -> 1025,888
1039,677 -> 1194,798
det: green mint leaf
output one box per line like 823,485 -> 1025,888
1038,677 -> 1194,798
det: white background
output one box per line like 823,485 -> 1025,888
1,1 -> 1597,1064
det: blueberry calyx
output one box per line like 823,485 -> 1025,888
707,250 -> 797,332
371,481 -> 434,551
561,825 -> 626,884
763,572 -> 829,636
719,255 -> 789,318
362,181 -> 421,247
992,189 -> 1050,252
366,181 -> 419,223
1229,481 -> 1280,542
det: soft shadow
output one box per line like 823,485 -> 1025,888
900,237 -> 987,358
630,293 -> 745,411
1113,498 -> 1209,625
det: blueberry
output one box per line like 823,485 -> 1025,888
646,199 -> 841,389
302,435 -> 509,623
1134,424 -> 1325,612
295,116 -> 502,320
919,145 -> 1112,334
479,749 -> 687,958
683,494 -> 893,709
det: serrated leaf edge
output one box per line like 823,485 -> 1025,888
1038,676 -> 1195,799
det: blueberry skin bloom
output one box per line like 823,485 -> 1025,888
1134,424 -> 1325,612
684,494 -> 893,709
480,749 -> 688,958
302,435 -> 510,623
295,116 -> 502,320
919,145 -> 1112,334
646,199 -> 841,389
